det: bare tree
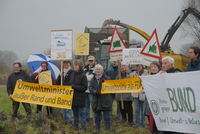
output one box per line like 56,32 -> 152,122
179,40 -> 200,56
180,0 -> 200,42
1,50 -> 18,68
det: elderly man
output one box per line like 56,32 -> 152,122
161,56 -> 181,73
105,60 -> 122,118
185,46 -> 200,71
161,57 -> 182,134
7,62 -> 32,121
84,55 -> 95,122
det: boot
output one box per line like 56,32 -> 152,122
74,121 -> 79,129
81,122 -> 86,131
95,123 -> 100,131
105,123 -> 110,130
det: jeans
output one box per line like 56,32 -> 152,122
72,106 -> 86,123
63,108 -> 72,122
94,110 -> 111,123
110,94 -> 121,118
134,98 -> 145,127
85,93 -> 93,120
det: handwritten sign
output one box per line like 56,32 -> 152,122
101,77 -> 142,94
12,81 -> 74,109
122,48 -> 143,65
51,30 -> 73,60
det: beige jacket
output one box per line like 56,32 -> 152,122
127,69 -> 148,98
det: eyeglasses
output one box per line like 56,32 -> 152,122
41,65 -> 47,67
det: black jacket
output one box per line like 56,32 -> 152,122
89,73 -> 112,112
56,69 -> 74,85
7,70 -> 32,95
70,71 -> 88,107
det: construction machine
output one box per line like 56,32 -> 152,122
84,7 -> 200,71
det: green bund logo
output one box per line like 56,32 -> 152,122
150,100 -> 160,115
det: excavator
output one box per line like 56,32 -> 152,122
96,7 -> 200,71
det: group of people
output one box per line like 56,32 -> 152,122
7,46 -> 200,133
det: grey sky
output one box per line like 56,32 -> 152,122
0,0 -> 193,62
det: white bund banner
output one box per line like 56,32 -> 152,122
140,71 -> 200,134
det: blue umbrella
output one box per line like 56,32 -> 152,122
27,54 -> 60,80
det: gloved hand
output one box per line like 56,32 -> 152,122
101,78 -> 105,82
96,91 -> 101,95
72,84 -> 76,89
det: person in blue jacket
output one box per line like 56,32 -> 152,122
185,46 -> 200,72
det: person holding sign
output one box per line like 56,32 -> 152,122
70,60 -> 88,131
105,60 -> 122,118
84,55 -> 95,122
56,61 -> 74,125
7,62 -> 32,121
31,61 -> 55,116
127,64 -> 148,128
142,61 -> 162,134
115,61 -> 133,125
89,64 -> 112,131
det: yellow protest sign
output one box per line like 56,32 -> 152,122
101,76 -> 142,94
75,33 -> 89,55
12,81 -> 74,109
39,70 -> 52,85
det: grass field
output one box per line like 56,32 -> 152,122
0,86 -> 150,134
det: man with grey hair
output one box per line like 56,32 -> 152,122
161,56 -> 181,73
161,56 -> 182,134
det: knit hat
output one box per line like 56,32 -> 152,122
63,61 -> 71,65
41,61 -> 48,67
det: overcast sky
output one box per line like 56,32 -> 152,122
0,0 -> 193,62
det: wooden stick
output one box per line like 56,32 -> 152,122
117,60 -> 124,109
61,61 -> 63,86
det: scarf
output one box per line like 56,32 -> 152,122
138,69 -> 144,76
95,73 -> 103,83
121,70 -> 126,74
64,66 -> 71,79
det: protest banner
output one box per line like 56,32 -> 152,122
101,76 -> 142,94
51,30 -> 73,61
122,48 -> 143,65
12,81 -> 74,109
140,71 -> 200,133
38,70 -> 52,85
75,33 -> 89,55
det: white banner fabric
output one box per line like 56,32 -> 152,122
140,71 -> 200,133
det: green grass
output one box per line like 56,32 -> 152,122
0,86 -> 150,134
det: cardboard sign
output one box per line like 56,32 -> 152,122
51,30 -> 73,61
75,33 -> 89,55
123,48 -> 143,65
12,81 -> 74,109
38,70 -> 52,85
101,77 -> 142,94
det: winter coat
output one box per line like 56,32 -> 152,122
166,67 -> 181,73
105,66 -> 122,80
89,73 -> 112,112
7,70 -> 32,95
185,58 -> 200,72
84,64 -> 95,93
127,69 -> 148,98
56,69 -> 74,85
70,71 -> 88,107
115,71 -> 133,101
